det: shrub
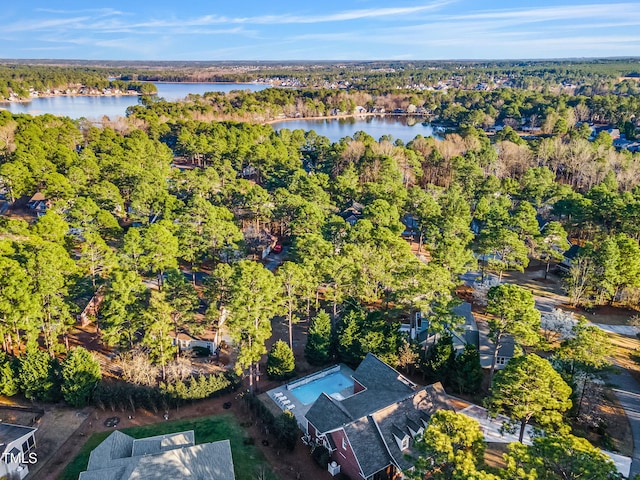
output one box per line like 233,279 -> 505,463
449,344 -> 483,395
18,347 -> 61,402
312,445 -> 330,468
160,372 -> 236,402
192,346 -> 210,357
273,411 -> 299,451
0,352 -> 18,397
61,347 -> 102,407
305,310 -> 332,365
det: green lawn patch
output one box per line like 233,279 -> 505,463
57,413 -> 277,480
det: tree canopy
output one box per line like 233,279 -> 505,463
488,354 -> 573,443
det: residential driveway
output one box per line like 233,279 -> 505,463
609,368 -> 640,478
596,324 -> 640,336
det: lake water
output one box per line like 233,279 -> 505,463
1,82 -> 439,142
272,116 -> 438,143
0,82 -> 268,119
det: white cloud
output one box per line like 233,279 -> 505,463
3,16 -> 92,33
3,1 -> 453,35
452,3 -> 640,22
34,8 -> 125,16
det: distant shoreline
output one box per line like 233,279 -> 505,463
0,91 -> 142,105
265,112 -> 434,125
0,81 -> 273,104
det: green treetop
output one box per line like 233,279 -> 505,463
486,284 -> 541,382
488,354 -> 572,443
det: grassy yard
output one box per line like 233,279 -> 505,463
57,413 -> 277,480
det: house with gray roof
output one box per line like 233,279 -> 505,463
339,200 -> 365,226
478,329 -> 517,370
78,430 -> 235,480
450,301 -> 479,352
0,423 -> 37,480
304,353 -> 452,480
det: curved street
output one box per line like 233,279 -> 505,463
462,268 -> 640,477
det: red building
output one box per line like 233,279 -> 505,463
305,354 -> 452,480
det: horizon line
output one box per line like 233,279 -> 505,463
1,56 -> 640,65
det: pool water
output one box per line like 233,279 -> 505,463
290,371 -> 354,405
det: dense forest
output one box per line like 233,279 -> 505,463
0,60 -> 638,478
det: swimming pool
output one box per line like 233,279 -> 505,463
289,371 -> 354,405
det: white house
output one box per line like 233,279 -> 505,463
0,423 -> 37,480
169,332 -> 216,354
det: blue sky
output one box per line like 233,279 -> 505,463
2,1 -> 640,61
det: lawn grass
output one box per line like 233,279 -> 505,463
57,413 -> 277,480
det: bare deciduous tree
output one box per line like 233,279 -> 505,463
165,355 -> 193,384
564,256 -> 596,307
471,275 -> 501,307
116,350 -> 158,386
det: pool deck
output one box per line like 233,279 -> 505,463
267,364 -> 355,427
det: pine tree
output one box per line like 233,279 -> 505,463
486,283 -> 541,382
305,310 -> 332,365
142,290 -> 178,381
504,434 -> 620,480
412,410 -> 496,480
61,347 -> 102,407
422,333 -> 455,384
0,352 -> 18,396
267,340 -> 295,380
450,344 -> 482,395
223,261 -> 282,392
488,354 -> 572,443
18,347 -> 61,402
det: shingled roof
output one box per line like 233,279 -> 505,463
306,353 -> 419,432
371,384 -> 450,474
343,417 -> 391,477
0,423 -> 37,449
304,354 -> 452,479
304,393 -> 352,433
79,430 -> 235,480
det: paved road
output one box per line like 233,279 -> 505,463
609,368 -> 640,478
463,269 -> 640,476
